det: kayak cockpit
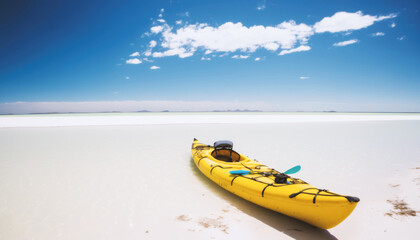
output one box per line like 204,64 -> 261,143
211,140 -> 242,162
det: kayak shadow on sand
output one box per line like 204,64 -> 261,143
189,158 -> 338,240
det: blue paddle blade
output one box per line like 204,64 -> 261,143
284,165 -> 301,175
229,170 -> 251,175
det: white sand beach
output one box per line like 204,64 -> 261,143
0,113 -> 419,239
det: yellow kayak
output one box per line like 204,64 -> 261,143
191,139 -> 359,229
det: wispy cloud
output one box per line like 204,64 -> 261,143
257,0 -> 266,11
314,11 -> 396,33
333,39 -> 359,47
299,76 -> 310,79
179,11 -> 190,17
397,36 -> 405,41
150,66 -> 160,69
371,32 -> 385,37
152,48 -> 194,58
129,52 -> 140,57
255,57 -> 261,61
126,58 -> 142,64
144,50 -> 151,56
158,8 -> 164,18
390,22 -> 396,28
279,45 -> 311,55
257,4 -> 266,11
142,58 -> 153,62
232,55 -> 249,59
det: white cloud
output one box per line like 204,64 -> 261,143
179,52 -> 194,58
264,42 -> 280,51
255,57 -> 261,61
150,25 -> 164,34
158,13 -> 163,18
125,76 -> 130,80
149,40 -> 157,48
144,50 -> 152,56
157,19 -> 165,23
397,36 -> 405,41
150,66 -> 160,70
232,55 -> 249,59
371,32 -> 385,37
153,48 -> 194,58
126,58 -> 142,64
333,39 -> 359,47
201,57 -> 211,60
139,11 -> 398,60
257,5 -> 266,11
141,40 -> 157,58
299,76 -> 310,79
160,8 -> 164,13
149,21 -> 313,58
314,11 -> 396,33
390,22 -> 396,28
129,52 -> 140,57
278,45 -> 311,55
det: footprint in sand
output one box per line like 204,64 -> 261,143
198,217 -> 229,234
176,214 -> 192,221
176,214 -> 229,234
385,199 -> 419,218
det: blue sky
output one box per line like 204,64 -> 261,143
0,0 -> 419,113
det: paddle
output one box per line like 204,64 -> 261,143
230,165 -> 301,176
283,165 -> 301,175
229,170 -> 251,175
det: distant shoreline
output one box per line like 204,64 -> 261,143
1,110 -> 420,116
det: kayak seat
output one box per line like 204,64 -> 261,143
211,149 -> 241,162
212,140 -> 241,162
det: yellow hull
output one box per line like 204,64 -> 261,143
191,139 -> 359,229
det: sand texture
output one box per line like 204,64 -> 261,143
0,114 -> 419,239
